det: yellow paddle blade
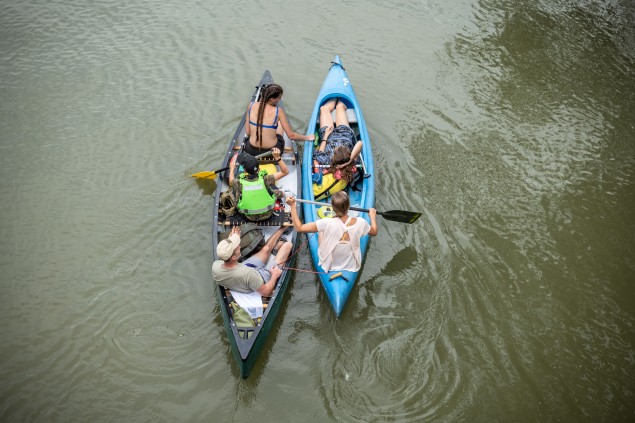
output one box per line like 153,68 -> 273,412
191,151 -> 271,180
190,171 -> 218,179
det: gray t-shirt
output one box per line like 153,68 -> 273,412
212,260 -> 264,293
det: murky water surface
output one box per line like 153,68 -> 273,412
1,0 -> 633,421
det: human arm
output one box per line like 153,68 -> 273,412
271,148 -> 289,181
244,102 -> 253,137
278,108 -> 315,142
368,208 -> 378,236
318,136 -> 328,152
256,266 -> 282,297
318,125 -> 333,152
285,196 -> 318,233
350,140 -> 363,163
228,152 -> 238,186
334,140 -> 364,171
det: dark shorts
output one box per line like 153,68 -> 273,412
243,134 -> 285,157
313,125 -> 356,166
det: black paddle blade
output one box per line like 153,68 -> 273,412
379,210 -> 422,224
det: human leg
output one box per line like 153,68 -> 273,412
320,99 -> 337,119
334,101 -> 350,127
274,241 -> 293,266
251,226 -> 285,263
319,100 -> 336,143
266,226 -> 286,251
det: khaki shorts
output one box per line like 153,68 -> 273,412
243,256 -> 271,282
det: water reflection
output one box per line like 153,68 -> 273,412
194,177 -> 217,196
2,0 -> 634,420
395,0 -> 635,421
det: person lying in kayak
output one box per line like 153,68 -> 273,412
286,192 -> 378,272
213,225 -> 292,297
243,83 -> 314,156
229,150 -> 286,222
313,98 -> 363,184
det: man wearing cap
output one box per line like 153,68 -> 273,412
229,148 -> 288,222
212,225 -> 292,297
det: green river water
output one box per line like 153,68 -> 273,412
1,0 -> 633,421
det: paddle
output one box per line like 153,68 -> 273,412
293,198 -> 421,224
191,151 -> 273,179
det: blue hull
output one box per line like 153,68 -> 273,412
301,56 -> 375,317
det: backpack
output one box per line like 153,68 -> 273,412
219,189 -> 237,217
313,172 -> 348,201
218,222 -> 265,261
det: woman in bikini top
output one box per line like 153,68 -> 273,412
244,84 -> 315,156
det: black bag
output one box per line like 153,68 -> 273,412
219,222 -> 265,262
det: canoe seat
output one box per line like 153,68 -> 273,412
222,209 -> 293,227
318,108 -> 358,124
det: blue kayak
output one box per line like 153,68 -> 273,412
301,55 -> 375,317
